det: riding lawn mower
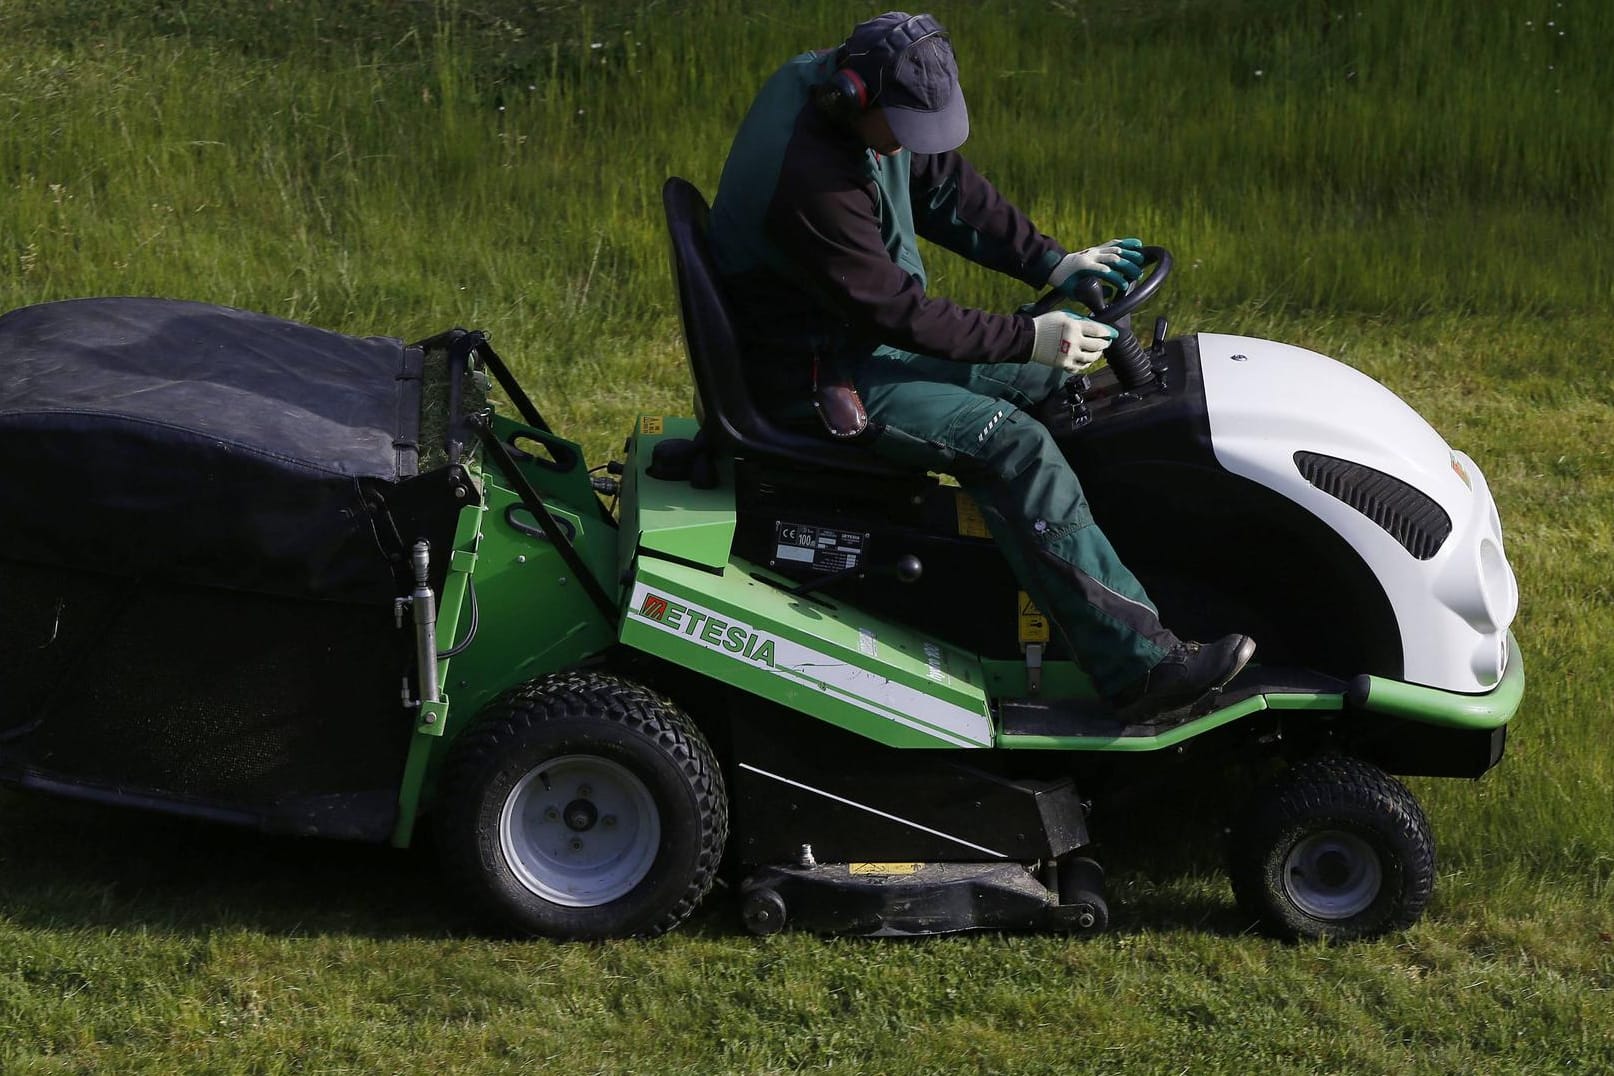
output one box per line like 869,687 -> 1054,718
0,177 -> 1521,942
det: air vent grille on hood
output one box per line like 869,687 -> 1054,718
1294,451 -> 1452,560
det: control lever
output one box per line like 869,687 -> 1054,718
1150,316 -> 1171,368
1061,375 -> 1093,433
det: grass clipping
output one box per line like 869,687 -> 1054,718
418,344 -> 490,474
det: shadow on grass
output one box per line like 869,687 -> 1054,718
0,789 -> 455,940
0,786 -> 758,943
1103,878 -> 1261,939
0,763 -> 1266,944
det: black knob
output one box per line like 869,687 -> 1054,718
895,555 -> 923,583
1073,277 -> 1107,315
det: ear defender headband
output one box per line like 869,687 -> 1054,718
818,14 -> 948,124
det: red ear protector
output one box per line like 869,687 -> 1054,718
816,13 -> 947,124
822,66 -> 871,118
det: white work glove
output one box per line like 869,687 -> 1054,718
1048,237 -> 1146,293
1029,311 -> 1116,374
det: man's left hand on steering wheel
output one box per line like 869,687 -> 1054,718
1048,238 -> 1146,295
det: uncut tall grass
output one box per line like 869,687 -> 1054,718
1,1 -> 1612,1069
4,0 -> 1608,333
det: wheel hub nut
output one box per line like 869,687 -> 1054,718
564,798 -> 599,831
1316,851 -> 1351,888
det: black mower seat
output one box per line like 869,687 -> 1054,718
662,177 -> 911,479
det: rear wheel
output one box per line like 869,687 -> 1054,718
436,672 -> 727,939
1229,754 -> 1434,941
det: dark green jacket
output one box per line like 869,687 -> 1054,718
710,49 -> 1067,398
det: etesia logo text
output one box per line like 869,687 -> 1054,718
639,592 -> 776,667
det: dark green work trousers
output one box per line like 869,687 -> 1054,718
847,348 -> 1177,696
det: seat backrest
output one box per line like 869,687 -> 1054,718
661,177 -> 910,477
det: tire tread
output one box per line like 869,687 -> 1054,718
436,671 -> 727,939
1229,754 -> 1435,941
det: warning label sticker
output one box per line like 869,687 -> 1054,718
849,862 -> 921,876
640,415 -> 664,434
954,491 -> 991,538
1018,591 -> 1051,646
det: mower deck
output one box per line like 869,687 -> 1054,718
740,858 -> 1108,938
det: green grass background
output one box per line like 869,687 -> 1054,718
2,0 -> 1612,1071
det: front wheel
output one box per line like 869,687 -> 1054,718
435,672 -> 728,939
1229,755 -> 1435,941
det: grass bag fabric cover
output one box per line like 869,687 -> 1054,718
0,297 -> 427,604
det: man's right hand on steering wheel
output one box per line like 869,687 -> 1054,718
1048,238 -> 1146,294
1029,310 -> 1116,374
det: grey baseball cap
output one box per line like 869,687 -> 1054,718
842,12 -> 968,154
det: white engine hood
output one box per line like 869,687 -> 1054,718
1196,333 -> 1516,692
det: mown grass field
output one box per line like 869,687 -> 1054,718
2,0 -> 1612,1071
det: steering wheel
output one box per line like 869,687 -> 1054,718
1027,245 -> 1174,324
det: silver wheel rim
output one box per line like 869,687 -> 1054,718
499,754 -> 660,907
1282,829 -> 1383,920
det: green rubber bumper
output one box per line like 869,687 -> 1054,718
1346,631 -> 1524,730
